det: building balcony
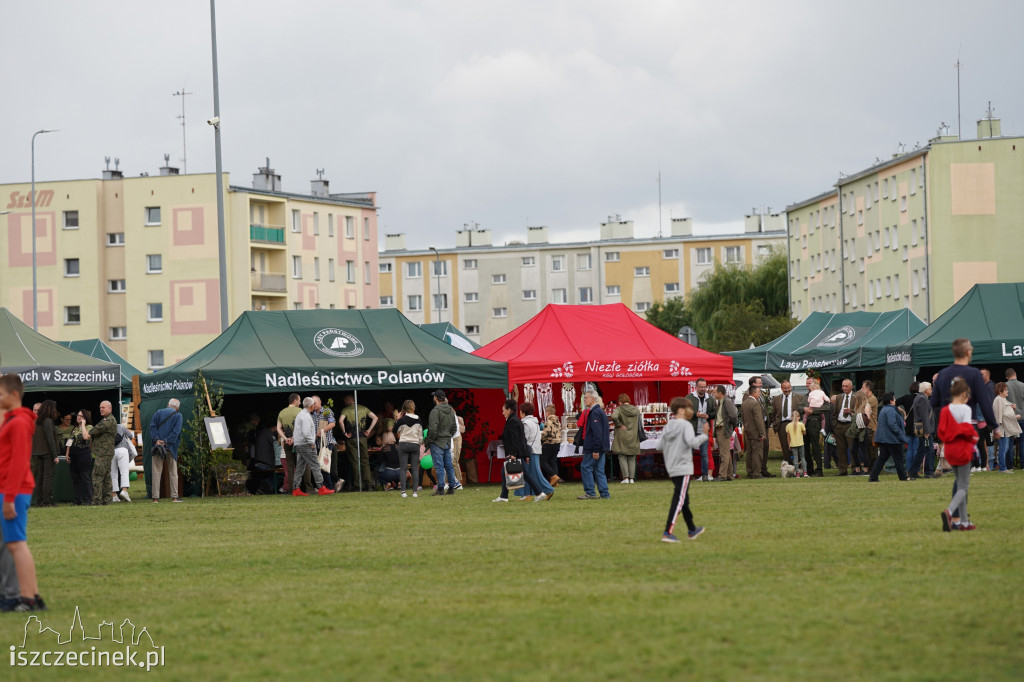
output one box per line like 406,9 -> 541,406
250,224 -> 286,245
251,271 -> 287,294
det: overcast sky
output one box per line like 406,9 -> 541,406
3,1 -> 1021,247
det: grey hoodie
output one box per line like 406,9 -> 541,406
655,418 -> 708,477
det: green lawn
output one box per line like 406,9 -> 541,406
3,471 -> 1023,681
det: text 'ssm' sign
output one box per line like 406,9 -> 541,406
6,190 -> 54,209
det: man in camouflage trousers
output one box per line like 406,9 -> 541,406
83,401 -> 117,505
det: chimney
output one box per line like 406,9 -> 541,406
159,153 -> 179,176
311,168 -> 329,197
670,217 -> 692,237
599,216 -> 633,240
744,215 -> 762,233
385,233 -> 406,251
527,225 -> 548,244
456,227 -> 491,247
102,156 -> 123,180
252,157 -> 282,191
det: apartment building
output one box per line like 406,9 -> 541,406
787,113 -> 1024,322
379,216 -> 785,344
0,161 -> 378,371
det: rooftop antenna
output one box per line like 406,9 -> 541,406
985,100 -> 996,138
954,51 -> 962,140
173,88 -> 193,173
104,156 -> 111,171
315,168 -> 325,179
114,157 -> 120,171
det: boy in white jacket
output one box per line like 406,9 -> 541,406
655,397 -> 709,542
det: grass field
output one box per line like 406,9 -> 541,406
3,470 -> 1023,681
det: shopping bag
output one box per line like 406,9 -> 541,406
318,445 -> 332,472
503,459 -> 525,490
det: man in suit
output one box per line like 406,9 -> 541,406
855,380 -> 879,470
712,385 -> 738,481
772,380 -> 805,467
741,383 -> 767,479
830,379 -> 855,476
686,379 -> 718,481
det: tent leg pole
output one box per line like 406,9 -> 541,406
355,389 -> 362,492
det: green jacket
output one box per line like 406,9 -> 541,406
88,414 -> 118,458
687,392 -> 718,432
611,404 -> 642,455
426,402 -> 457,448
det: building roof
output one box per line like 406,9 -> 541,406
785,189 -> 838,213
229,185 -> 377,209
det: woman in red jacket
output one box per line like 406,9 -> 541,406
938,378 -> 980,532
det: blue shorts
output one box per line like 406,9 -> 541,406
0,494 -> 31,544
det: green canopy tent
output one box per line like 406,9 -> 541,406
57,338 -> 143,394
724,310 -> 926,389
137,308 -> 508,493
884,282 -> 1024,390
419,322 -> 481,351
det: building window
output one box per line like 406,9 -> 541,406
910,169 -> 917,194
492,274 -> 507,284
328,258 -> 335,282
912,270 -> 920,296
695,247 -> 712,265
406,262 -> 422,277
634,266 -> 650,277
64,258 -> 80,277
900,195 -> 907,212
379,296 -> 394,307
893,274 -> 900,298
757,245 -> 771,258
363,217 -> 370,240
346,261 -> 356,283
146,254 -> 162,274
902,246 -> 908,262
577,254 -> 592,271
290,210 -> 300,233
433,294 -> 449,310
364,262 -> 371,285
921,266 -> 927,290
606,285 -> 621,296
109,326 -> 127,341
522,256 -> 536,266
857,210 -> 863,226
63,210 -> 79,230
432,260 -> 448,276
345,216 -> 355,238
635,302 -> 651,312
493,307 -> 508,318
313,213 -> 320,236
465,292 -> 479,303
858,258 -> 865,273
464,258 -> 478,269
64,306 -> 81,325
665,282 -> 680,294
882,178 -> 889,199
522,289 -> 537,300
108,279 -> 126,293
891,178 -> 898,200
465,325 -> 480,335
663,248 -> 679,259
725,246 -> 741,264
578,287 -> 593,303
911,220 -> 918,246
145,207 -> 161,226
407,295 -> 423,311
552,288 -> 567,304
148,350 -> 165,370
328,214 -> 334,237
551,256 -> 564,272
147,303 -> 163,322
876,279 -> 883,299
379,262 -> 393,274
106,232 -> 125,246
605,252 -> 620,262
291,255 -> 302,279
313,257 -> 320,281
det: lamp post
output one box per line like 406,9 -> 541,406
429,246 -> 442,323
210,0 -> 228,331
31,129 -> 58,330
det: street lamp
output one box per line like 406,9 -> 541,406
31,129 -> 59,331
428,246 -> 442,323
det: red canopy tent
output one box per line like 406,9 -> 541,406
473,303 -> 733,387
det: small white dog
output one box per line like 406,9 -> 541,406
780,461 -> 797,478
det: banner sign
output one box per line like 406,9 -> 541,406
4,365 -> 120,389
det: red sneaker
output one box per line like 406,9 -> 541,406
317,487 -> 335,495
959,522 -> 977,531
292,489 -> 309,497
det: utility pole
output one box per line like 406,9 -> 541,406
657,168 -> 663,238
210,0 -> 228,331
954,59 -> 962,140
173,88 -> 193,173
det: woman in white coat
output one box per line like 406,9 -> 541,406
111,424 -> 137,502
655,397 -> 709,542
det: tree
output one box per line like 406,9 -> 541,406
706,300 -> 797,353
644,297 -> 691,336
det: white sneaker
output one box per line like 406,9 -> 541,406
492,497 -> 509,503
534,493 -> 548,502
111,496 -> 120,503
620,479 -> 629,484
119,490 -> 131,502
444,484 -> 450,492
401,492 -> 408,498
413,492 -> 419,497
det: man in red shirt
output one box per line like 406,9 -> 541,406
0,374 -> 46,612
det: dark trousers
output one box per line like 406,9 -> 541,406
831,422 -> 852,474
665,475 -> 695,535
778,424 -> 792,463
869,442 -> 907,480
908,436 -> 935,477
69,450 -> 94,505
540,443 -> 560,480
31,454 -> 56,506
806,416 -> 823,473
499,457 -> 547,499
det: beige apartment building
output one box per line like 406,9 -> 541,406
0,161 -> 379,371
787,114 -> 1024,322
379,215 -> 786,344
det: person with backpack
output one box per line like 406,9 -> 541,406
110,424 -> 137,503
148,399 -> 183,503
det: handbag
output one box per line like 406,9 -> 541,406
503,459 -> 525,490
318,444 -> 332,472
636,417 -> 648,443
914,421 -> 926,437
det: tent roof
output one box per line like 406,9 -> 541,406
725,309 -> 926,373
56,339 -> 143,392
887,282 -> 1024,367
0,309 -> 121,391
419,322 -> 481,351
137,309 -> 507,400
473,303 -> 733,384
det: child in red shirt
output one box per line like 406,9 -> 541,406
0,374 -> 46,611
937,377 -> 979,532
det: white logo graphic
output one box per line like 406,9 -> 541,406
313,328 -> 365,358
550,361 -> 574,379
444,332 -> 475,353
669,361 -> 692,377
817,325 -> 857,348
